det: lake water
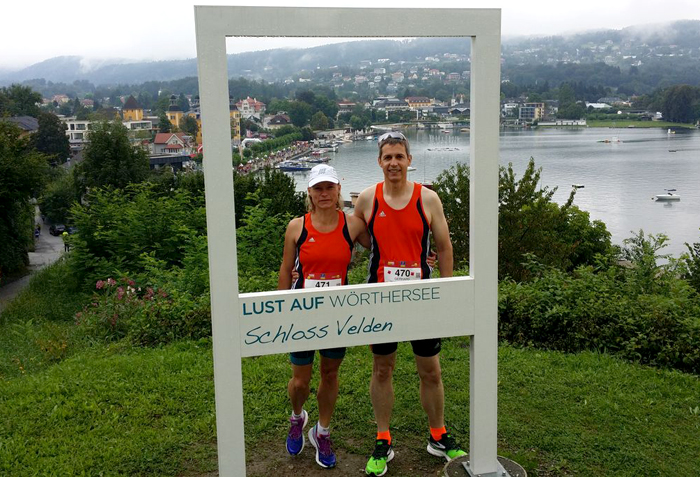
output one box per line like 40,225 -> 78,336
290,127 -> 700,258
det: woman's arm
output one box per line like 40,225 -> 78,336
278,217 -> 302,290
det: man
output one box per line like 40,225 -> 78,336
354,131 -> 466,476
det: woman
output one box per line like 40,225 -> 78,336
278,164 -> 368,469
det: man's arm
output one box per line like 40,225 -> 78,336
425,190 -> 453,278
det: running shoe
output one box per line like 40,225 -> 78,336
365,439 -> 394,476
426,432 -> 467,461
308,424 -> 337,468
286,409 -> 308,456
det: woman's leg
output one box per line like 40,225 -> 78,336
317,355 -> 343,427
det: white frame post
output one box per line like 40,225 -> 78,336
194,7 -> 501,476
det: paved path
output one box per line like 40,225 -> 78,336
0,214 -> 64,314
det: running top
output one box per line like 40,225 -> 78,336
367,182 -> 431,283
292,210 -> 354,289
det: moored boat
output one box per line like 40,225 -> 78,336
655,189 -> 680,201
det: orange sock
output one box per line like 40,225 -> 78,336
430,426 -> 447,441
376,430 -> 392,445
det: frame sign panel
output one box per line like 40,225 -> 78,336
194,6 -> 501,477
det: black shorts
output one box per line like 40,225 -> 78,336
371,338 -> 441,358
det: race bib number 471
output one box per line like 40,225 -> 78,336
304,273 -> 342,288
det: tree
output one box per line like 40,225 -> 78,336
158,112 -> 172,133
557,103 -> 586,120
662,85 -> 699,123
181,115 -> 199,138
178,93 -> 190,112
0,122 -> 48,278
0,84 -> 42,117
350,115 -> 366,131
32,112 -> 71,164
77,121 -> 149,191
310,111 -> 330,131
38,171 -> 78,224
296,90 -> 316,105
433,158 -> 611,280
288,101 -> 313,128
558,83 -> 576,108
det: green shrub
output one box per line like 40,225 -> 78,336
499,257 -> 700,374
434,158 -> 612,280
68,183 -> 206,285
75,276 -> 211,346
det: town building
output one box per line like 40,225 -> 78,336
152,132 -> 193,155
62,117 -> 93,147
122,95 -> 144,122
1,116 -> 39,137
166,95 -> 184,129
519,102 -> 545,122
235,96 -> 266,120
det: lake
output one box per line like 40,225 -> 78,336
289,127 -> 700,258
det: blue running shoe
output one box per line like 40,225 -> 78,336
308,424 -> 337,468
286,410 -> 308,456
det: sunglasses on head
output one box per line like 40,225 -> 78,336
377,131 -> 407,143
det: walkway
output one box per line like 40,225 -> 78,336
0,213 -> 64,314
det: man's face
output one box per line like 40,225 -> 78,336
378,143 -> 412,183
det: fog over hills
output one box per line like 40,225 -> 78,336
1,20 -> 699,87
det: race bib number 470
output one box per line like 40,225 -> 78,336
384,263 -> 421,282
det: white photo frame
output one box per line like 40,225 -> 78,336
194,6 -> 501,476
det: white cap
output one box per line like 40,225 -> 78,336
308,164 -> 340,187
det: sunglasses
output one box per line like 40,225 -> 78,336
377,131 -> 407,143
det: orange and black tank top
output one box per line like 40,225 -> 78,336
367,182 -> 431,283
292,211 -> 354,289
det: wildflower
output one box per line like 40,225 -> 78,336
107,278 -> 116,286
117,287 -> 125,300
96,280 -> 105,290
128,279 -> 135,287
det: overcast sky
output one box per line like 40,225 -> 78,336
3,0 -> 700,69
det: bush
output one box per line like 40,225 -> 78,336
75,276 -> 211,346
499,235 -> 700,374
681,232 -> 700,294
433,158 -> 612,280
68,183 -> 206,285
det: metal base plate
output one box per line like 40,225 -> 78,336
443,455 -> 526,477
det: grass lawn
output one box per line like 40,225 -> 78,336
2,264 -> 700,475
585,120 -> 696,129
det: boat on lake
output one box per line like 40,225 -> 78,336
655,189 -> 681,201
277,160 -> 312,172
307,156 -> 331,163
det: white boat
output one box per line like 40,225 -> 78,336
407,166 -> 417,172
655,189 -> 681,201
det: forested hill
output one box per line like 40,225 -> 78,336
2,20 -> 700,94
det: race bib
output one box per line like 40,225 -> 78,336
304,273 -> 342,288
384,261 -> 422,282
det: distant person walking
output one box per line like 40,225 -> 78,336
62,231 -> 70,252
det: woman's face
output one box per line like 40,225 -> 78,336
308,181 -> 340,210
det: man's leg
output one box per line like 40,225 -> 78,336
366,349 -> 397,476
414,346 -> 467,462
414,354 -> 444,428
370,351 -> 396,432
